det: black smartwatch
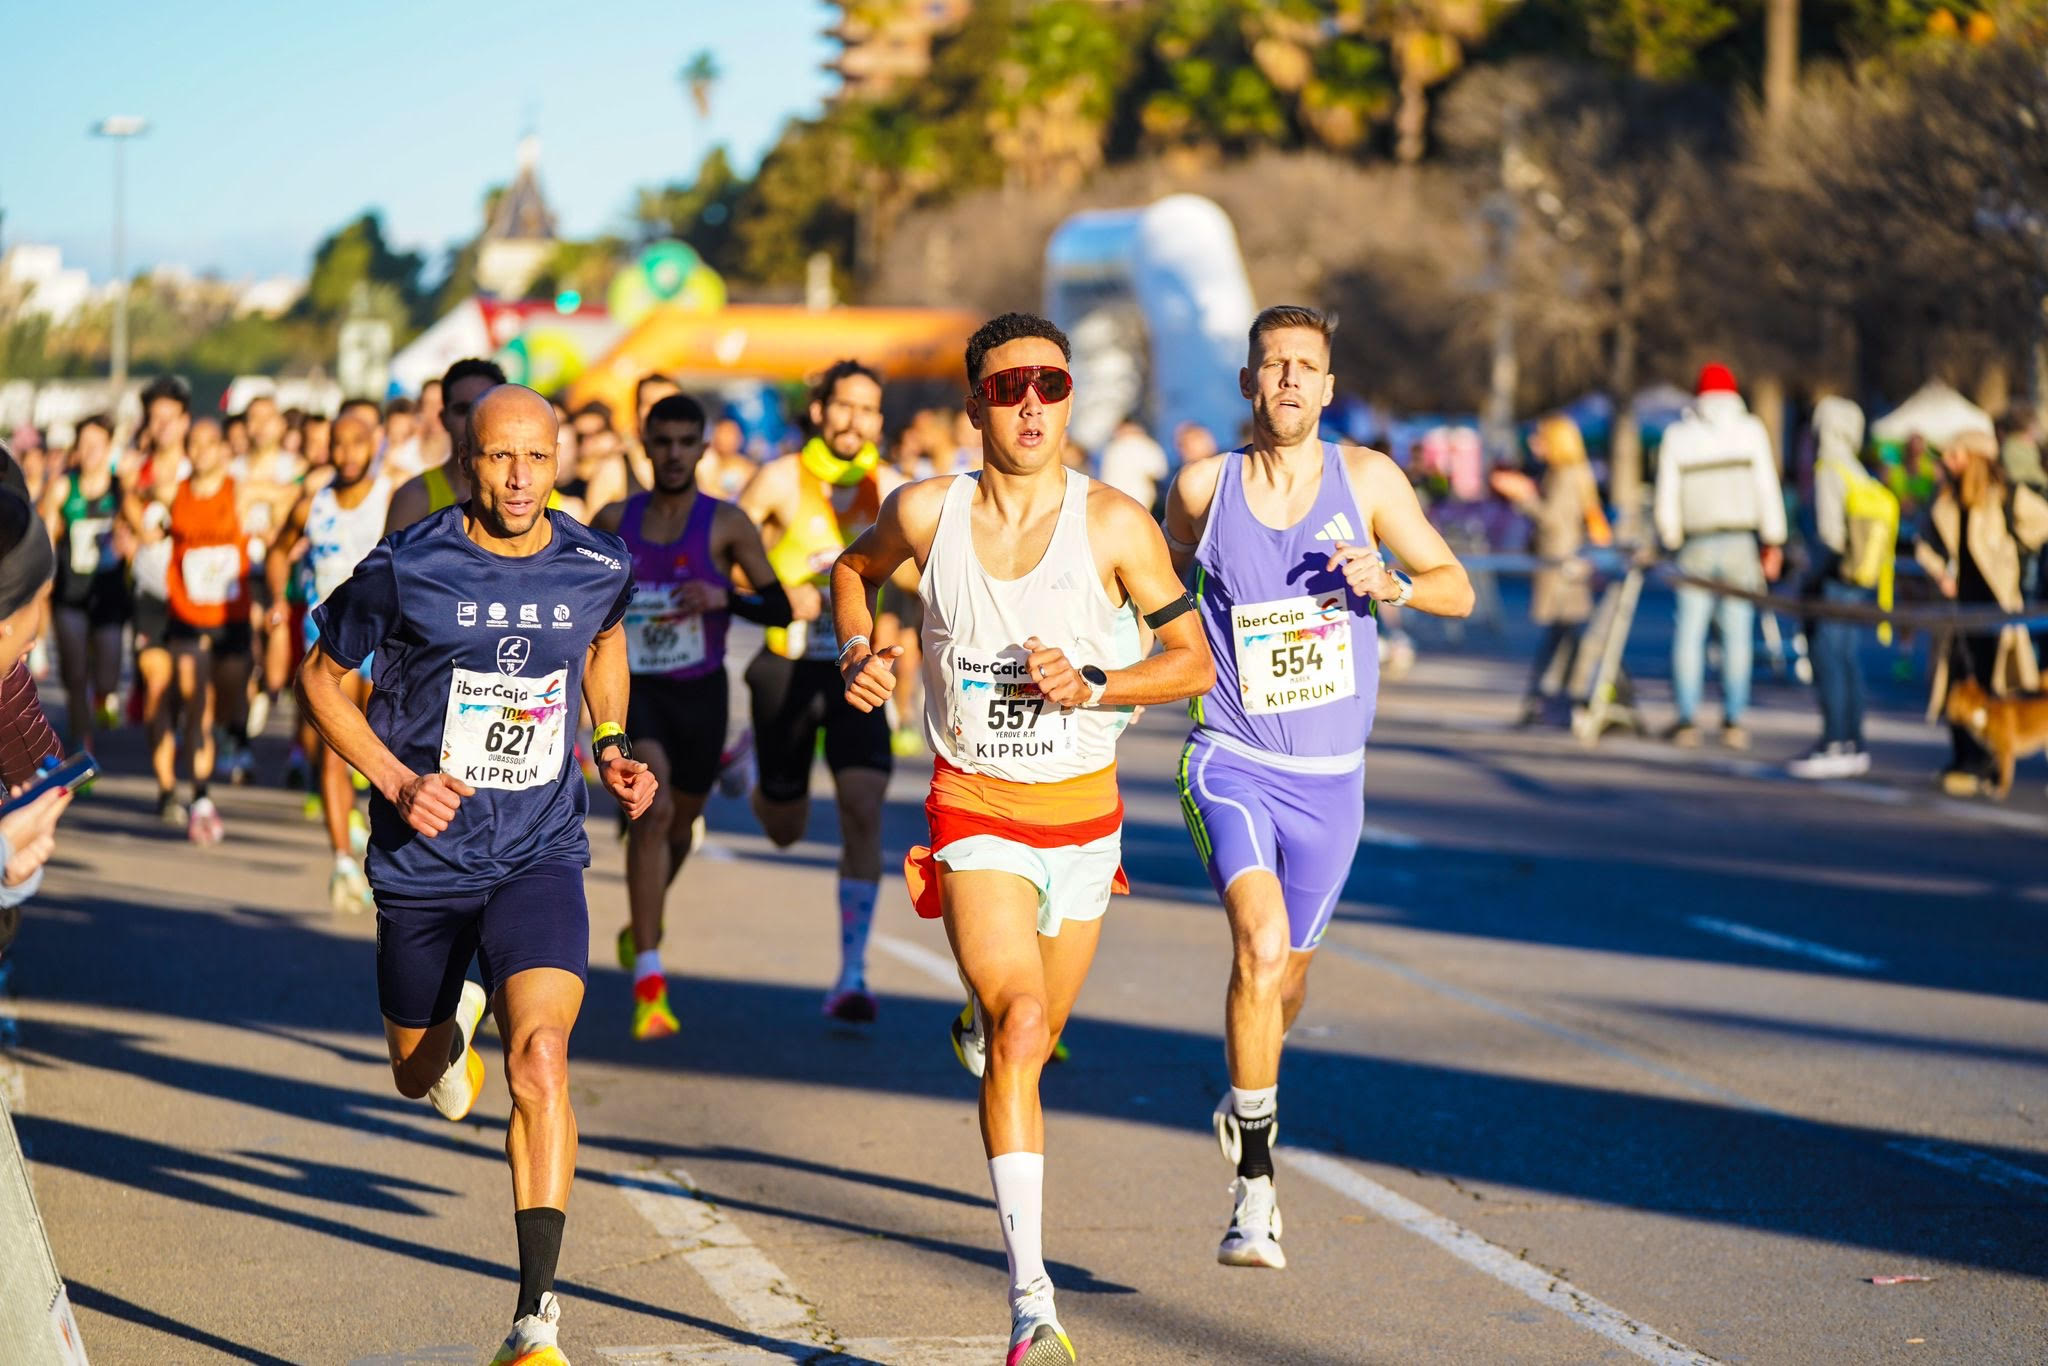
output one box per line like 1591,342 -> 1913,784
1080,664 -> 1109,708
593,731 -> 633,764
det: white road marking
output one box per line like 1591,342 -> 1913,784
1325,936 -> 2048,1204
872,934 -> 961,992
1360,823 -> 1424,849
610,1169 -> 824,1341
1884,1140 -> 2048,1199
1684,915 -> 1884,972
1283,1150 -> 1720,1365
878,931 -> 1714,1357
607,1168 -> 1004,1365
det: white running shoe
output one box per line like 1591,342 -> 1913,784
1212,1094 -> 1279,1166
487,1290 -> 567,1365
1007,1276 -> 1075,1365
715,730 -> 756,800
187,797 -> 225,846
1786,742 -> 1870,780
328,859 -> 373,915
1218,1175 -> 1287,1269
950,997 -> 986,1079
427,980 -> 489,1121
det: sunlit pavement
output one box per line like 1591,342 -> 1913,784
6,633 -> 2045,1364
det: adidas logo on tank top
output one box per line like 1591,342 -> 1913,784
1311,512 -> 1356,543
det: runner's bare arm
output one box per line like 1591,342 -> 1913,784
264,492 -> 314,621
297,645 -> 472,836
384,475 -> 428,536
585,622 -> 657,819
1348,448 -> 1474,617
1031,491 -> 1214,710
833,479 -> 949,710
714,503 -> 793,626
734,456 -> 789,536
1162,455 -> 1225,578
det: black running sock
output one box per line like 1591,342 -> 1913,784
192,780 -> 209,802
1235,1111 -> 1276,1181
514,1206 -> 566,1320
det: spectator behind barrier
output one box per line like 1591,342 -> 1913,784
1652,362 -> 1787,750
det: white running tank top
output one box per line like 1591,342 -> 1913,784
919,469 -> 1142,783
308,476 -> 393,604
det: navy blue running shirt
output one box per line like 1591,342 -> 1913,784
312,506 -> 633,895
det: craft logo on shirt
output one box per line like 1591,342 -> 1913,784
457,601 -> 477,627
576,546 -> 623,571
497,635 -> 532,676
553,604 -> 573,629
519,603 -> 540,626
488,602 -> 508,625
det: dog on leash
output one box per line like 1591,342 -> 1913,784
1945,678 -> 2048,799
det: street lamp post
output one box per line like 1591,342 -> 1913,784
91,116 -> 147,403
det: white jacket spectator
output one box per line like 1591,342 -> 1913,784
1097,421 -> 1169,510
1655,366 -> 1787,552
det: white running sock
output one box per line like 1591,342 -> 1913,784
835,877 -> 878,991
989,1151 -> 1047,1297
1231,1085 -> 1277,1121
334,852 -> 355,873
633,948 -> 664,985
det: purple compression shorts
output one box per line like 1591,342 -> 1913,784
1175,732 -> 1363,952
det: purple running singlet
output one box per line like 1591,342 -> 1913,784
1179,443 -> 1378,949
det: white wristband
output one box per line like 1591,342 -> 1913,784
835,634 -> 869,666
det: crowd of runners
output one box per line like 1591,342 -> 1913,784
11,304 -> 1472,1366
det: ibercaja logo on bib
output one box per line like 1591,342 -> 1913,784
497,636 -> 532,676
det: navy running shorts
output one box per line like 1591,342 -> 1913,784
374,861 -> 589,1028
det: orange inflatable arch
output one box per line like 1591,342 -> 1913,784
566,304 -> 981,416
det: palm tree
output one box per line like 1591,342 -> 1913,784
1335,0 -> 1522,165
681,50 -> 721,121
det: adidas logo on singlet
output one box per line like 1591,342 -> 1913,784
1311,512 -> 1357,543
1049,570 -> 1084,591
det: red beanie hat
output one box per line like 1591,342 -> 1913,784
1696,362 -> 1738,395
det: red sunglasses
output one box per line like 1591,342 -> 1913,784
976,365 -> 1073,407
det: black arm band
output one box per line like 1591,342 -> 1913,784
730,582 -> 794,627
1143,591 -> 1196,630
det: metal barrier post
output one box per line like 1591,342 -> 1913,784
0,1094 -> 88,1363
1572,565 -> 1646,746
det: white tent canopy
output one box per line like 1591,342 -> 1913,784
1870,381 -> 1994,447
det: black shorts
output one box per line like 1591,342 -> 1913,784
626,670 -> 729,797
746,649 -> 891,803
55,573 -> 131,630
373,861 -> 588,1028
165,616 -> 254,657
131,594 -> 171,651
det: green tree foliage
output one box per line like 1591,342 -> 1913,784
1573,0 -> 1740,79
301,212 -> 426,326
633,146 -> 748,276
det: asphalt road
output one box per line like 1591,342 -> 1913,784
5,618 -> 2045,1365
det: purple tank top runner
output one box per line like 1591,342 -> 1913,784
1190,442 -> 1379,757
622,491 -> 728,680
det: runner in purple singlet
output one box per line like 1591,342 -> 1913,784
593,393 -> 789,1041
1163,305 -> 1474,1269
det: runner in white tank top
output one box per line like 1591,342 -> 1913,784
264,412 -> 392,915
831,314 -> 1214,1366
918,468 -> 1142,783
307,474 -> 393,604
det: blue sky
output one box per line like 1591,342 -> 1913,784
2,0 -> 837,283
